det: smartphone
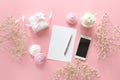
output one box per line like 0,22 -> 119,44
75,35 -> 91,60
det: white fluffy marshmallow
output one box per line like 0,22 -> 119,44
29,44 -> 41,56
81,12 -> 96,28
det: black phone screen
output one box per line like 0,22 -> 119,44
76,37 -> 91,58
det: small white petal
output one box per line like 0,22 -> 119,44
25,24 -> 31,27
49,10 -> 53,19
21,15 -> 25,21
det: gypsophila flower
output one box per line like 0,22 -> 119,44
52,60 -> 99,80
0,17 -> 26,58
95,13 -> 120,59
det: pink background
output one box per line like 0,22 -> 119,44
0,0 -> 120,80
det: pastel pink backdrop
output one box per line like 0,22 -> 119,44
0,0 -> 120,80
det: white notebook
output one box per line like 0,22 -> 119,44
47,25 -> 76,62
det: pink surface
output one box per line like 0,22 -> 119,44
0,0 -> 120,80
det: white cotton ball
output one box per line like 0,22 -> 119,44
29,44 -> 41,56
81,12 -> 96,28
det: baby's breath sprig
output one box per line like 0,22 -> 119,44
0,17 -> 26,58
53,60 -> 99,80
95,13 -> 120,59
